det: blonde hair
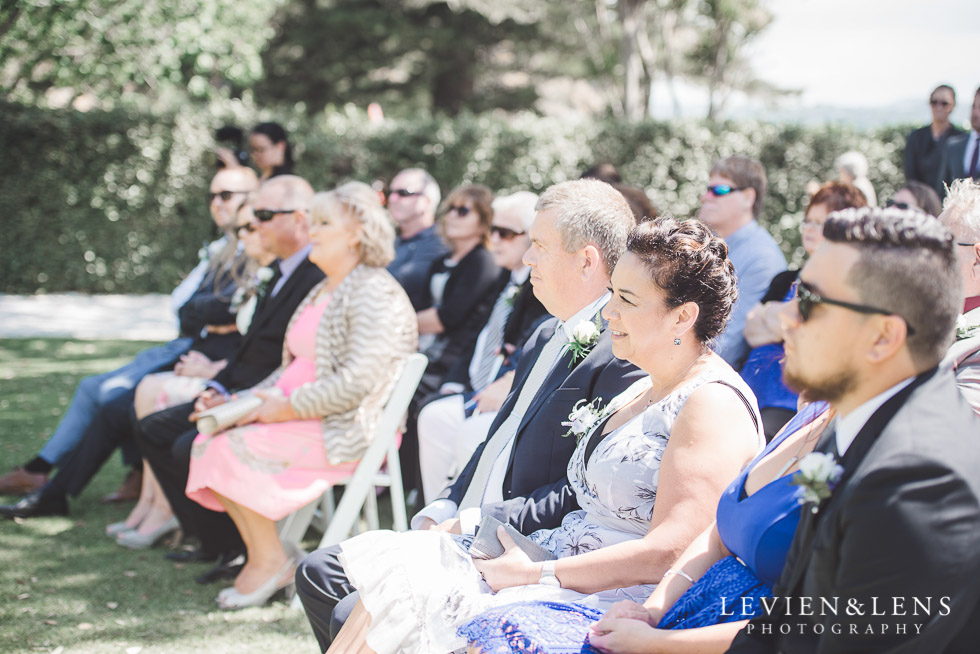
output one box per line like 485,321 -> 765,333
311,182 -> 396,267
941,179 -> 980,242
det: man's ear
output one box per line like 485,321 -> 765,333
741,187 -> 756,214
580,244 -> 603,279
865,315 -> 909,364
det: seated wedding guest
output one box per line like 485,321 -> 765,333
698,156 -> 786,368
940,86 -> 980,189
835,150 -> 877,206
726,206 -> 980,651
216,122 -> 296,181
580,163 -> 624,184
741,182 -> 865,438
129,175 -> 323,578
889,179 -> 943,217
462,400 -> 832,654
106,203 -> 276,547
0,167 -> 260,517
403,184 -> 501,497
905,85 -> 963,198
295,178 -> 644,650
613,183 -> 658,222
326,217 -> 764,654
385,168 -> 450,310
417,191 -> 547,503
185,181 -> 417,609
938,178 -> 980,416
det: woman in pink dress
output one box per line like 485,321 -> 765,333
184,181 -> 418,609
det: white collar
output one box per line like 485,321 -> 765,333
557,292 -> 611,340
835,376 -> 915,456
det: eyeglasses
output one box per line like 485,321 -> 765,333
706,184 -> 746,197
237,223 -> 256,233
886,199 -> 911,210
930,99 -> 952,107
957,241 -> 977,247
253,209 -> 297,222
490,225 -> 526,240
447,205 -> 473,217
208,190 -> 250,203
801,219 -> 824,230
795,281 -> 915,335
388,188 -> 422,199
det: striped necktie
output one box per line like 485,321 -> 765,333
470,281 -> 518,390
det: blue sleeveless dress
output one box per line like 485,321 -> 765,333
740,282 -> 800,413
458,403 -> 828,653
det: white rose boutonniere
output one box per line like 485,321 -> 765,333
792,452 -> 844,514
562,316 -> 601,367
955,313 -> 980,341
255,266 -> 276,299
562,397 -> 607,442
504,284 -> 521,308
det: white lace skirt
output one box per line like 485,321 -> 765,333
338,529 -> 653,654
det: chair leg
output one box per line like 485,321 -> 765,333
363,488 -> 380,531
387,445 -> 409,532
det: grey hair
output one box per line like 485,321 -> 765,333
536,179 -> 636,275
398,167 -> 441,212
263,174 -> 315,213
940,179 -> 980,242
492,191 -> 539,233
835,151 -> 869,180
312,182 -> 396,267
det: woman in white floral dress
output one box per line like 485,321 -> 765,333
330,217 -> 765,654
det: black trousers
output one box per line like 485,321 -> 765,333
133,401 -> 243,556
295,544 -> 360,650
43,389 -> 139,500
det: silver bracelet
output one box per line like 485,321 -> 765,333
664,568 -> 694,583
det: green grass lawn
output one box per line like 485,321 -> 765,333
0,339 -> 321,654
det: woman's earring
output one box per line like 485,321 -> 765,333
673,338 -> 681,346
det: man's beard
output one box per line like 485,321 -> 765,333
783,363 -> 857,405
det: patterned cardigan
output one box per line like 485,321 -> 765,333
255,263 -> 418,464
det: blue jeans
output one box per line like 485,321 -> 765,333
38,337 -> 193,467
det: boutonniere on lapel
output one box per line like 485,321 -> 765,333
562,397 -> 608,442
504,284 -> 521,308
792,452 -> 844,514
562,315 -> 601,367
254,266 -> 276,300
955,313 -> 980,341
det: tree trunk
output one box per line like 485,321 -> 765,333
618,0 -> 645,121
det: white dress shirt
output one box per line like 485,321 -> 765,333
835,377 -> 915,456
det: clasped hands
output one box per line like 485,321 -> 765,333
188,388 -> 297,425
587,599 -> 665,653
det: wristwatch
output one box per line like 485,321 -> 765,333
538,560 -> 561,588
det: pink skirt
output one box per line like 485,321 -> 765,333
186,420 -> 358,521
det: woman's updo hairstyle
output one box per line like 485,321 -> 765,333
626,217 -> 738,344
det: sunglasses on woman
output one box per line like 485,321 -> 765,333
706,184 -> 746,197
796,282 -> 915,335
490,225 -> 525,240
208,190 -> 250,203
447,205 -> 473,217
237,223 -> 256,233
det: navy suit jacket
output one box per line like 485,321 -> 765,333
940,131 -> 976,189
727,367 -> 980,654
443,313 -> 644,533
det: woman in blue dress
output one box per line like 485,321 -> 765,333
460,399 -> 834,654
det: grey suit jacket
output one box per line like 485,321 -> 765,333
728,367 -> 980,654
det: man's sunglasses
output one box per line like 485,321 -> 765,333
885,199 -> 911,210
491,225 -> 526,240
706,184 -> 746,197
208,190 -> 250,203
447,205 -> 473,217
930,99 -> 951,107
796,282 -> 915,335
388,188 -> 422,199
253,209 -> 297,222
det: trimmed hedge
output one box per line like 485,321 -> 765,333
1,101 -> 911,293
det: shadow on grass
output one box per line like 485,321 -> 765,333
0,339 -> 318,654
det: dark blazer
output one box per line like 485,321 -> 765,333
441,275 -> 548,390
728,367 -> 980,654
419,244 -> 502,386
212,257 -> 324,392
444,314 -> 645,533
940,131 -> 977,190
905,123 -> 964,197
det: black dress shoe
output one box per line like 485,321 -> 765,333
0,490 -> 69,519
166,548 -> 219,563
195,551 -> 246,585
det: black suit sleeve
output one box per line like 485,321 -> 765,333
435,247 -> 501,331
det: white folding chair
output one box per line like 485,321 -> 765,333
277,353 -> 427,555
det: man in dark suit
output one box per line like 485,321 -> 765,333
295,178 -> 646,650
941,86 -> 980,191
727,206 -> 980,653
128,175 -> 324,577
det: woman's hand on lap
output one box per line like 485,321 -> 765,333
589,617 -> 664,653
472,527 -> 539,592
235,389 -> 297,426
602,600 -> 656,626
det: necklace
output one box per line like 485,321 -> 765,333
772,411 -> 833,480
645,351 -> 708,407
